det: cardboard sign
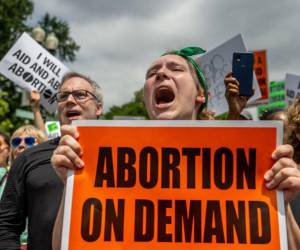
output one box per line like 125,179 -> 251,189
241,107 -> 259,121
62,120 -> 287,250
253,50 -> 269,99
285,73 -> 300,105
196,34 -> 261,115
0,32 -> 70,113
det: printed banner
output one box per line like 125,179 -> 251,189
253,50 -> 269,99
0,32 -> 70,113
62,120 -> 287,250
45,121 -> 61,139
257,81 -> 286,116
285,73 -> 300,105
196,34 -> 261,115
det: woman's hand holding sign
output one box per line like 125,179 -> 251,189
53,127 -> 300,203
264,144 -> 300,250
52,127 -> 300,200
51,127 -> 300,250
264,144 -> 300,202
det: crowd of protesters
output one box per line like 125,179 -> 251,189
0,47 -> 300,250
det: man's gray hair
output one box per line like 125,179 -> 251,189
59,71 -> 103,105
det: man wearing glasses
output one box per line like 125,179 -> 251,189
0,72 -> 103,250
56,72 -> 103,125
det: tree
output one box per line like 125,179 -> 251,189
104,88 -> 149,120
0,0 -> 80,134
37,13 -> 79,62
0,0 -> 33,133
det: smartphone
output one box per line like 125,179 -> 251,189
232,52 -> 254,96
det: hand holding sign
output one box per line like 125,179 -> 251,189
51,120 -> 296,250
264,144 -> 300,202
52,124 -> 83,184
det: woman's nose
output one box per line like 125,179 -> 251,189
18,143 -> 26,149
156,68 -> 169,81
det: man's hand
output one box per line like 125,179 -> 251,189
51,125 -> 84,184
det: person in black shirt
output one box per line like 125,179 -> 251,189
0,71 -> 103,250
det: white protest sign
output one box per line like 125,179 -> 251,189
241,106 -> 259,121
0,32 -> 70,113
285,73 -> 300,105
196,34 -> 261,115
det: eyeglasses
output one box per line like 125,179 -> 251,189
55,89 -> 98,103
11,137 -> 36,148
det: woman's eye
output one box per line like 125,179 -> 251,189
173,67 -> 183,71
147,71 -> 156,78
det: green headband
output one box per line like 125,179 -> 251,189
164,47 -> 208,112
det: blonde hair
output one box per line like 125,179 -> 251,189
10,125 -> 48,163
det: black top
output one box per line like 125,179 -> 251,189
0,138 -> 63,250
290,195 -> 300,226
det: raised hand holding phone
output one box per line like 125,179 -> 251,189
232,52 -> 254,97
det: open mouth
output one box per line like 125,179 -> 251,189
155,86 -> 175,105
66,110 -> 81,119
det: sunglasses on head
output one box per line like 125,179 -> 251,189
11,137 -> 36,148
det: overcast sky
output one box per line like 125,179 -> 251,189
28,0 -> 300,112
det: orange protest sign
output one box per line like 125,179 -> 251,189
62,120 -> 287,250
253,50 -> 269,99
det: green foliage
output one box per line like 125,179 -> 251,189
0,0 -> 80,135
104,89 -> 149,120
0,0 -> 33,56
0,91 -> 12,132
0,0 -> 34,134
215,112 -> 228,120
